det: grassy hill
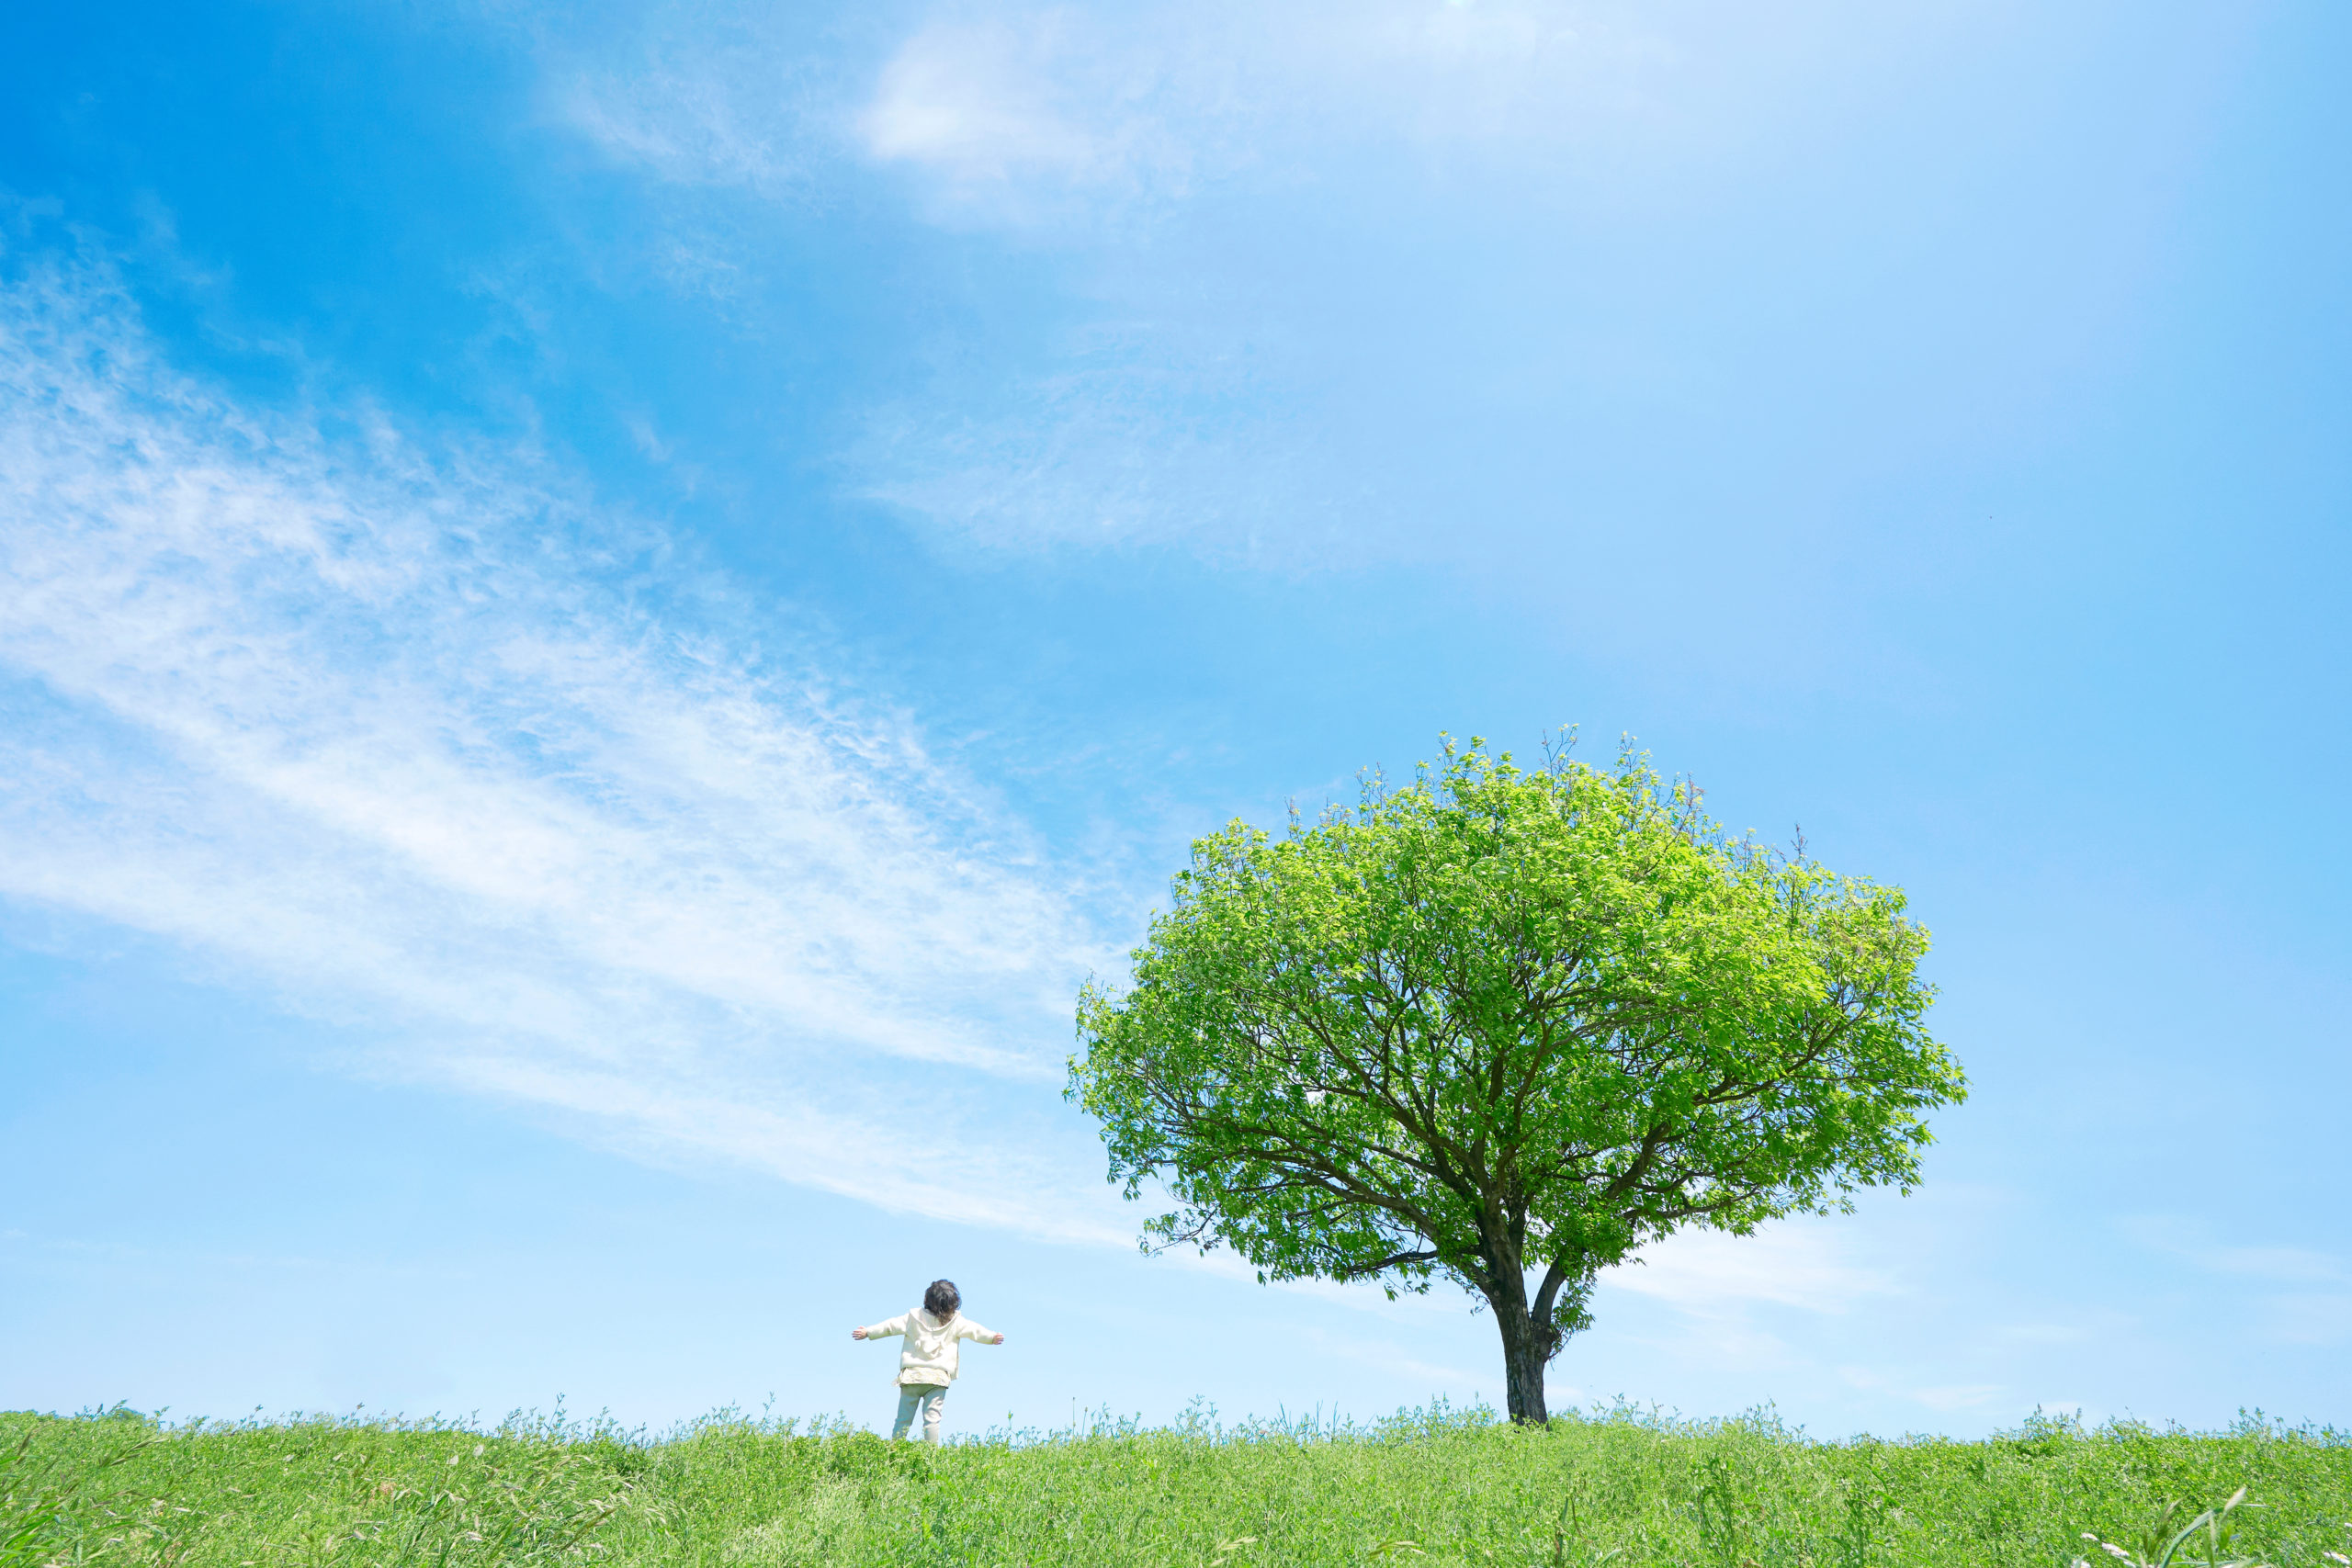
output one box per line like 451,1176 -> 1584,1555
6,1403 -> 2347,1567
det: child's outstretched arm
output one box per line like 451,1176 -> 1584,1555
955,1318 -> 1007,1346
852,1312 -> 912,1341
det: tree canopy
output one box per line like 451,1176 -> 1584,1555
1069,737 -> 1965,1423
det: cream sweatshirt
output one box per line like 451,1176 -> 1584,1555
859,1307 -> 1000,1386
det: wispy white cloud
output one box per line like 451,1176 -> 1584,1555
851,0 -> 1677,212
860,18 -> 1171,190
527,0 -> 2054,581
2204,1247 -> 2347,1285
1837,1365 -> 2004,1414
2122,1218 -> 2348,1285
2118,1218 -> 2349,1347
0,243 -> 1127,1242
551,0 -> 1993,224
1600,1222 -> 1896,1316
1298,1325 -> 1484,1393
850,334 -> 1346,565
1992,1322 -> 2094,1346
1573,1221 -> 1903,1379
823,0 -> 2032,569
534,0 -> 842,202
1910,1382 -> 2004,1412
2255,1294 -> 2352,1348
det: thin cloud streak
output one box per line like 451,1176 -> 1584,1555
0,247 -> 1122,1241
536,0 -> 2043,583
853,0 -> 1675,209
554,0 -> 1991,223
1600,1222 -> 1896,1315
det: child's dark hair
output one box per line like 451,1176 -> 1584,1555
923,1279 -> 961,1316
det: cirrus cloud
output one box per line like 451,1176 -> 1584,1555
0,237 -> 1127,1242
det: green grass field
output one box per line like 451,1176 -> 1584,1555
6,1403 -> 2347,1568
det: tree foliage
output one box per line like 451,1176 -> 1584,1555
1069,737 -> 1966,1422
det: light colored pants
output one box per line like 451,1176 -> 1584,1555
891,1383 -> 948,1443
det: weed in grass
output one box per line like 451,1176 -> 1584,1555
0,1408 -> 149,1568
2075,1487 -> 2277,1568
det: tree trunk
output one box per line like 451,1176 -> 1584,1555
1484,1262 -> 1553,1425
1495,1296 -> 1552,1425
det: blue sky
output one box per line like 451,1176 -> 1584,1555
2,0 -> 2346,1439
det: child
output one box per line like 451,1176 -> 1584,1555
851,1279 -> 1006,1444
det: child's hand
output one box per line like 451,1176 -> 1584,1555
851,1327 -> 867,1339
992,1333 -> 1006,1345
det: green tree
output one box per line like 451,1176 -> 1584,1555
1069,737 -> 1965,1424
